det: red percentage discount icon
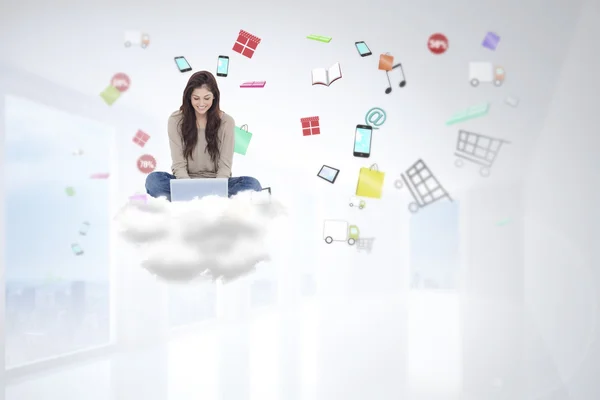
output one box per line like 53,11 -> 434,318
137,154 -> 156,174
111,73 -> 131,92
427,33 -> 448,55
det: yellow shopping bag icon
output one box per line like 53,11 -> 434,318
356,163 -> 385,199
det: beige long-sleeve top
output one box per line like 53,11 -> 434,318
167,110 -> 235,179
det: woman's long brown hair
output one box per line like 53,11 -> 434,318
178,71 -> 222,171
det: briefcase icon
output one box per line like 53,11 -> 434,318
234,124 -> 252,155
378,53 -> 394,71
356,164 -> 385,199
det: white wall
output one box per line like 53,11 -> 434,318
523,0 -> 600,398
0,71 -> 6,400
460,179 -> 527,399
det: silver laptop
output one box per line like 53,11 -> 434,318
170,178 -> 228,202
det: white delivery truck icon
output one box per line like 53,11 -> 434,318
469,62 -> 505,87
349,196 -> 366,209
124,31 -> 150,49
323,220 -> 360,245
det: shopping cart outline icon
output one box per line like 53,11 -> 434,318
394,159 -> 453,213
356,237 -> 375,252
454,130 -> 510,177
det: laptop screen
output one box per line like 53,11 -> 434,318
170,179 -> 228,202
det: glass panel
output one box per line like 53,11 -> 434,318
301,273 -> 316,297
4,95 -> 113,367
410,201 -> 460,290
168,284 -> 217,327
250,279 -> 276,308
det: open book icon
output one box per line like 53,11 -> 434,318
311,62 -> 342,86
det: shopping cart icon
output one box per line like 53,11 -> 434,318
394,159 -> 453,213
454,130 -> 510,177
356,237 -> 375,253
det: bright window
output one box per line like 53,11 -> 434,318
4,95 -> 114,367
410,201 -> 460,289
168,284 -> 217,327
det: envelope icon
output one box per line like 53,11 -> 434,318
378,53 -> 394,71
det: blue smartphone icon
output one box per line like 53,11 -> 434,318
353,125 -> 372,157
174,56 -> 192,72
355,41 -> 372,57
217,56 -> 229,76
71,243 -> 84,256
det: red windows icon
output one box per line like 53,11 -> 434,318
232,30 -> 261,59
301,116 -> 320,136
427,33 -> 448,55
133,130 -> 150,147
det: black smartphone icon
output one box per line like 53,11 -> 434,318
174,56 -> 192,72
355,41 -> 372,57
216,55 -> 229,77
353,124 -> 372,158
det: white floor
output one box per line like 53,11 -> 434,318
6,291 -> 588,400
5,294 -> 466,400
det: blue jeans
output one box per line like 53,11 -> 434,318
145,172 -> 262,202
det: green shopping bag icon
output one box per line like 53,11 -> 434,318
234,124 -> 252,155
100,85 -> 121,106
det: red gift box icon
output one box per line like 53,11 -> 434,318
232,30 -> 261,59
301,116 -> 320,136
133,130 -> 150,147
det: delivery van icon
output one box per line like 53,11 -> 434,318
323,220 -> 360,245
469,62 -> 505,87
124,31 -> 150,49
349,196 -> 366,209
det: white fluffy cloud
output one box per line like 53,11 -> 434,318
114,192 -> 286,283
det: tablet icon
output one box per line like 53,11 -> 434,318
317,165 -> 339,183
